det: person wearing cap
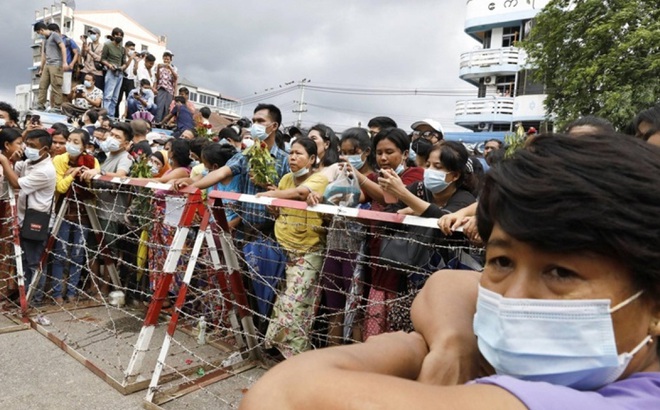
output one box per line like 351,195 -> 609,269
154,50 -> 178,124
80,27 -> 104,91
411,119 -> 444,145
101,27 -> 127,117
33,21 -> 68,112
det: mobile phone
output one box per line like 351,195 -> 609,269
31,115 -> 41,124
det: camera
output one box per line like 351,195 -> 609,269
76,84 -> 85,92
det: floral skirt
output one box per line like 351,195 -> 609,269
264,249 -> 323,358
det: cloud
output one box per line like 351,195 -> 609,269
1,0 -> 478,131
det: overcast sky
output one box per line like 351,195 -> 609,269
2,0 -> 479,132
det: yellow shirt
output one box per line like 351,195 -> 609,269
52,152 -> 100,194
274,172 -> 329,252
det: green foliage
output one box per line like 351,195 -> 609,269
504,123 -> 527,158
242,141 -> 278,187
520,0 -> 660,131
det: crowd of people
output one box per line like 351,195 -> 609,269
32,22 -> 189,129
1,21 -> 659,408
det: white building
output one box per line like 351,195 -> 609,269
178,77 -> 241,120
454,0 -> 552,132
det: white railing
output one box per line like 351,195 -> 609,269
460,47 -> 521,70
455,97 -> 515,118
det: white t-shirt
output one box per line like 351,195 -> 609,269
135,59 -> 155,86
15,157 -> 56,226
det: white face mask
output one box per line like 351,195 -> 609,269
474,285 -> 651,390
0,119 -> 6,127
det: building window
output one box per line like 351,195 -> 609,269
141,45 -> 148,52
502,26 -> 520,47
189,92 -> 197,102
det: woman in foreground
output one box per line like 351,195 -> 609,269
241,132 -> 660,409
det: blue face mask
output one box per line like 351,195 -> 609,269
89,34 -> 97,42
394,163 -> 405,175
66,142 -> 82,157
423,168 -> 451,193
100,137 -> 120,153
250,123 -> 269,141
408,144 -> 417,162
474,285 -> 650,390
24,146 -> 42,161
284,141 -> 292,153
346,154 -> 365,170
190,160 -> 200,168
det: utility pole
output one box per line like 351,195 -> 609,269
292,78 -> 309,127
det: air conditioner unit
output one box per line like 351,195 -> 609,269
483,76 -> 496,85
478,122 -> 489,130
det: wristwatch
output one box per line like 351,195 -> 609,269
100,170 -> 106,176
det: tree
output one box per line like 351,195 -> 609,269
520,0 -> 660,131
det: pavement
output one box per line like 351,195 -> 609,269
0,319 -> 265,409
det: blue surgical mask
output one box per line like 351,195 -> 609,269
346,154 -> 365,170
65,142 -> 82,157
292,166 -> 309,178
423,168 -> 451,193
100,137 -> 120,153
89,34 -> 97,42
473,285 -> 650,390
284,141 -> 291,153
250,123 -> 269,141
83,81 -> 92,88
409,144 -> 417,162
190,160 -> 200,168
24,146 -> 42,161
394,163 -> 405,175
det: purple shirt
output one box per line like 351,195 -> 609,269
474,373 -> 660,409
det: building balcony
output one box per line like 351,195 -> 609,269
35,3 -> 74,22
459,47 -> 523,81
454,97 -> 514,128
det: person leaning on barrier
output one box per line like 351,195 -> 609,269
178,103 -> 290,239
0,127 -> 24,304
351,127 -> 424,338
81,122 -> 133,295
51,129 -> 100,304
255,136 -> 329,358
0,129 -> 56,306
242,131 -> 660,410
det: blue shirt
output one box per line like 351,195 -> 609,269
62,35 -> 79,65
172,103 -> 194,132
226,144 -> 290,225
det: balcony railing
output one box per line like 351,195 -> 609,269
455,97 -> 515,119
460,47 -> 521,71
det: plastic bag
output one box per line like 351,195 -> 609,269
323,167 -> 361,207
